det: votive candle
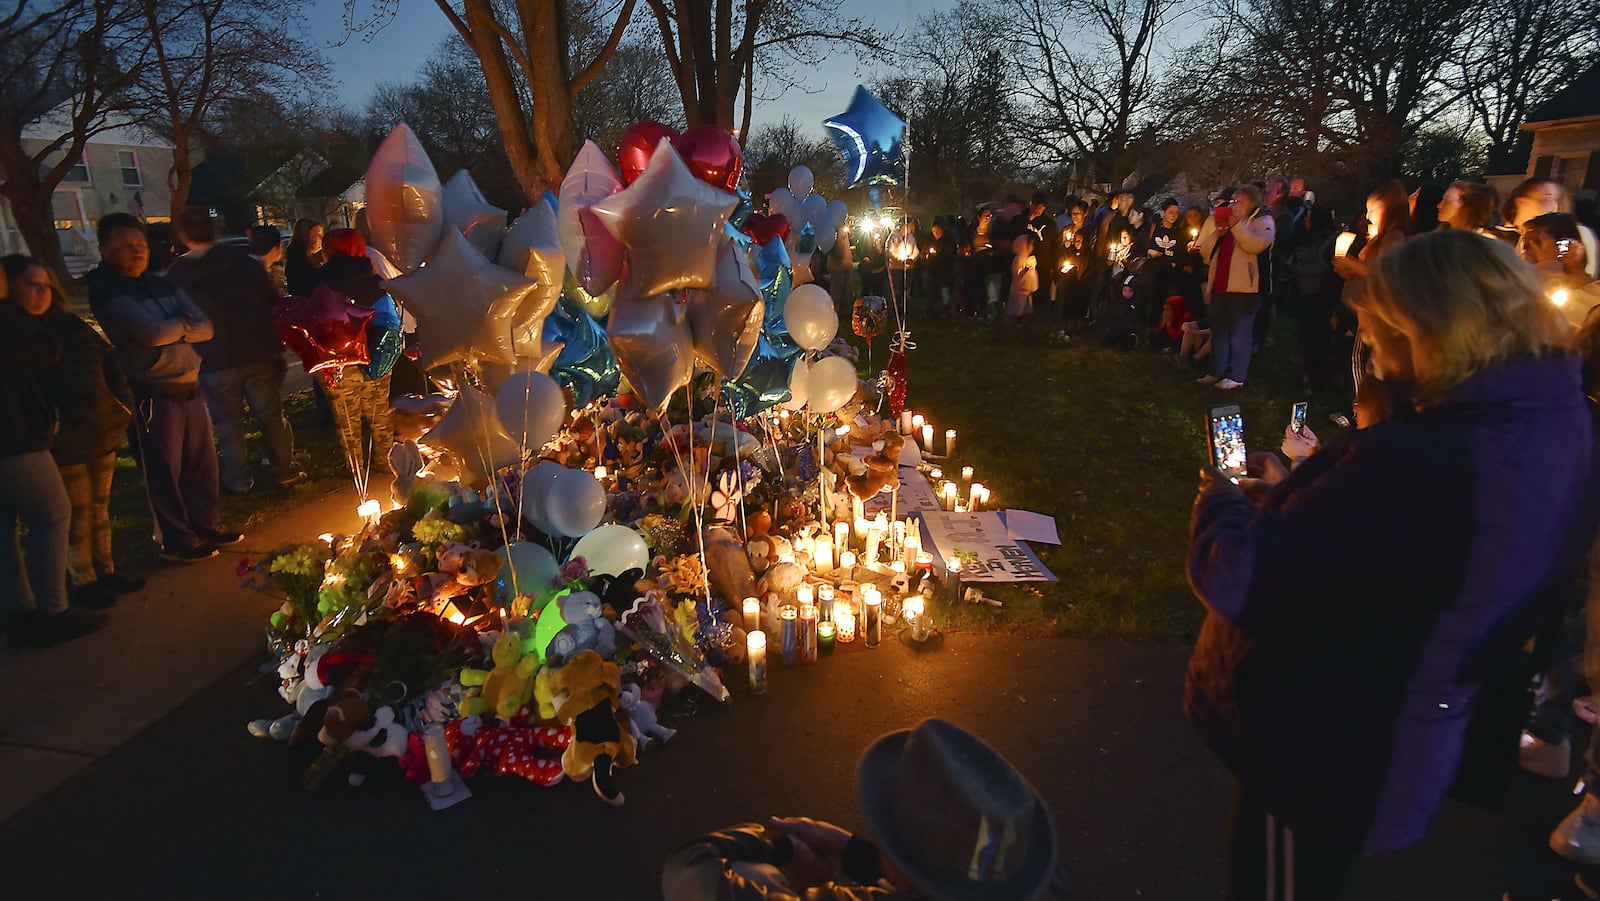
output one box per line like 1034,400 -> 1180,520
912,413 -> 924,431
839,550 -> 857,572
865,521 -> 883,563
945,556 -> 963,604
970,483 -> 989,511
854,516 -> 871,540
903,532 -> 921,569
836,609 -> 856,643
817,583 -> 835,622
799,604 -> 819,663
904,595 -> 930,642
929,467 -> 943,482
742,596 -> 761,633
818,620 -> 836,653
960,466 -> 974,493
797,583 -> 814,610
941,480 -> 957,511
863,588 -> 883,648
945,429 -> 957,458
900,410 -> 913,434
916,550 -> 934,573
834,520 -> 850,552
814,535 -> 834,573
748,631 -> 768,694
780,605 -> 799,665
921,423 -> 933,450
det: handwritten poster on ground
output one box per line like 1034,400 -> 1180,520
919,511 -> 1057,583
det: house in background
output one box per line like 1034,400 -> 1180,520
0,106 -> 175,275
1488,63 -> 1600,199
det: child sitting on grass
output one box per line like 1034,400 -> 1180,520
1150,294 -> 1195,353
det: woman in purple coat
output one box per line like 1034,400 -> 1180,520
1185,230 -> 1595,900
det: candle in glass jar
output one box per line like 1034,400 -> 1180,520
903,532 -> 921,569
945,429 -> 957,458
818,619 -> 836,652
797,583 -> 814,609
834,520 -> 850,552
1334,230 -> 1358,258
742,596 -> 761,633
941,480 -> 957,511
593,465 -> 608,481
911,413 -> 924,431
929,466 -> 943,482
900,410 -> 913,434
946,556 -> 963,604
424,724 -> 453,783
863,587 -> 883,648
836,609 -> 857,643
854,516 -> 871,540
817,583 -> 835,622
960,466 -> 974,492
748,631 -> 768,694
839,550 -> 857,572
780,606 -> 799,664
814,535 -> 834,573
916,550 -> 935,573
921,423 -> 933,450
799,604 -> 819,663
865,520 -> 883,563
904,595 -> 931,642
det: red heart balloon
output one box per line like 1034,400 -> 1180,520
741,213 -> 791,246
273,283 -> 374,375
617,121 -> 681,185
673,124 -> 744,192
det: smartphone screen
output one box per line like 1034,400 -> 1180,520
1207,404 -> 1247,483
1291,401 -> 1308,436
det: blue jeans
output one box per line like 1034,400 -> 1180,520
1211,292 -> 1260,383
0,450 -> 71,615
199,360 -> 294,491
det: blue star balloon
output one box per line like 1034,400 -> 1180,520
822,86 -> 908,188
543,294 -> 620,406
722,329 -> 802,419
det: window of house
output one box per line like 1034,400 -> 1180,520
118,150 -> 142,187
63,155 -> 90,183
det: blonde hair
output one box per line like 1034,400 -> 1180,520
1353,230 -> 1568,405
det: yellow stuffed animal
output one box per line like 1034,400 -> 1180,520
548,649 -> 636,805
460,633 -> 539,720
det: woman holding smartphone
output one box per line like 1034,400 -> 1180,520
1184,230 -> 1595,900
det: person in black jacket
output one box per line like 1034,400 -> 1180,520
284,218 -> 326,297
0,260 -> 108,647
167,207 -> 303,493
4,255 -> 144,609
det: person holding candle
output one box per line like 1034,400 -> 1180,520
1195,184 -> 1276,390
1053,201 -> 1092,346
661,718 -> 1064,901
1520,213 -> 1600,325
1185,231 -> 1596,899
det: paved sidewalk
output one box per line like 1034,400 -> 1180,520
0,482 -> 362,822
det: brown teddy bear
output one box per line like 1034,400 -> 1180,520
847,431 -> 904,499
549,649 -> 637,805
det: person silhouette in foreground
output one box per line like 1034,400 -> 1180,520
662,718 -> 1070,901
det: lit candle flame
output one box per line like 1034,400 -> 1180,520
1551,288 -> 1571,308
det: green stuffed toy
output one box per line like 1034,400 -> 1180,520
459,633 -> 539,721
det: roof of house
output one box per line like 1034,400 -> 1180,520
21,104 -> 173,148
1525,61 -> 1600,126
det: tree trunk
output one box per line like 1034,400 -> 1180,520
459,0 -> 547,201
2,178 -> 71,285
169,136 -> 195,212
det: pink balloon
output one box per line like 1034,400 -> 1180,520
673,125 -> 744,192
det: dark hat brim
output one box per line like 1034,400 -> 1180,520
855,728 -> 1059,901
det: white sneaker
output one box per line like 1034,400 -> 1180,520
1520,732 -> 1571,778
1196,374 -> 1219,385
1551,793 -> 1600,865
1216,378 -> 1244,390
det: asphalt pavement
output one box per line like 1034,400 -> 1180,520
0,485 -> 1595,899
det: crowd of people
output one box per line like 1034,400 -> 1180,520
0,209 -> 400,649
821,176 -> 1600,400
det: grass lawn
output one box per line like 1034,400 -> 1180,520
102,305 -> 1344,643
849,309 -> 1349,642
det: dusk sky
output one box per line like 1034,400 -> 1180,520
310,0 -> 917,140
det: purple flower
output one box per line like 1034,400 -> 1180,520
560,557 -> 588,581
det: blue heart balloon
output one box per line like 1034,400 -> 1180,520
542,295 -> 620,406
822,85 -> 908,188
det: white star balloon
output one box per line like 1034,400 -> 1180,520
589,138 -> 737,297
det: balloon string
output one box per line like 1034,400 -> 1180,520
459,360 -> 520,600
728,402 -> 746,537
659,391 -> 712,605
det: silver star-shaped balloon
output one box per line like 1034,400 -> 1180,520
385,228 -> 538,369
442,169 -> 508,259
420,387 -> 523,486
589,138 -> 737,297
499,199 -> 564,336
608,275 -> 695,412
686,239 -> 764,379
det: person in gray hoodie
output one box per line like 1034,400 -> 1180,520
87,213 -> 241,562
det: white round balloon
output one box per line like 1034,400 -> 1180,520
494,541 -> 560,602
544,467 -> 606,537
570,524 -> 650,577
788,166 -> 814,199
494,370 -> 566,451
782,356 -> 811,411
806,355 -> 858,413
518,461 -> 566,534
785,284 -> 838,351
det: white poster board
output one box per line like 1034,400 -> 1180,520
919,511 -> 1057,582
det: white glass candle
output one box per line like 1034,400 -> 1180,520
904,595 -> 930,642
929,466 -> 943,482
945,429 -> 957,458
854,516 -> 871,540
839,550 -> 857,572
903,532 -> 921,569
835,609 -> 857,643
941,481 -> 957,511
863,588 -> 883,648
921,423 -> 933,450
960,466 -> 974,491
834,520 -> 850,552
797,583 -> 814,609
748,631 -> 768,694
742,596 -> 761,633
900,410 -> 913,434
911,413 -> 924,431
865,521 -> 883,563
814,535 -> 834,573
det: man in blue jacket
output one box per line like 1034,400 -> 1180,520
88,213 -> 241,561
